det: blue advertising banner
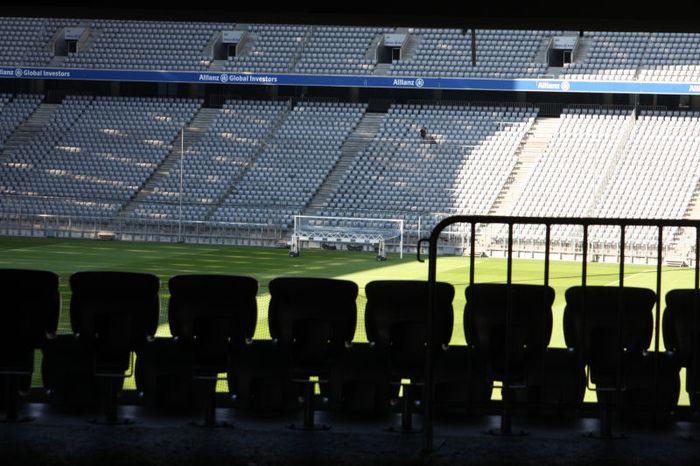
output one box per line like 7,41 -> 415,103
2,66 -> 700,95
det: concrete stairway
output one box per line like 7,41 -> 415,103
302,111 -> 384,215
115,107 -> 220,219
0,103 -> 58,163
488,117 -> 560,215
203,103 -> 292,220
665,181 -> 700,264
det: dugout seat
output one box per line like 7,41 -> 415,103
465,283 -> 584,424
564,286 -> 678,435
663,289 -> 700,410
267,277 -> 358,429
0,269 -> 60,421
165,274 -> 258,425
44,271 -> 159,423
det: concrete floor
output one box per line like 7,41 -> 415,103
1,403 -> 699,465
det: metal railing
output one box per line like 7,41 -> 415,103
421,215 -> 700,452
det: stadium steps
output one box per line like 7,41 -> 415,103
203,103 -> 293,221
374,63 -> 391,75
665,181 -> 700,263
400,30 -> 421,62
302,112 -> 385,215
209,60 -> 227,71
0,103 -> 58,164
290,27 -> 314,72
586,112 -> 637,217
365,34 -> 383,61
204,31 -> 221,66
48,56 -> 66,67
114,107 -> 220,220
487,116 -> 560,216
534,37 -> 552,65
572,36 -> 592,64
79,27 -> 102,54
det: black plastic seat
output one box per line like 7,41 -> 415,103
362,280 -> 483,429
564,286 -> 678,434
268,277 -> 358,429
465,283 -> 584,420
0,269 -> 60,421
663,289 -> 700,410
166,274 -> 258,425
44,271 -> 159,423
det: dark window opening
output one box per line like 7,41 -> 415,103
549,49 -> 572,67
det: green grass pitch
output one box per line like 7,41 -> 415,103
0,236 -> 693,404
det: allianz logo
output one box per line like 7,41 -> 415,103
393,78 -> 425,87
689,85 -> 700,92
537,80 -> 570,91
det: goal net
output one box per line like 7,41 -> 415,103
292,215 -> 404,258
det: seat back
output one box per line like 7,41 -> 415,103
0,269 -> 60,371
70,271 -> 159,370
564,286 -> 654,382
268,277 -> 357,373
663,289 -> 700,367
365,280 -> 454,376
464,283 -> 554,378
168,274 -> 257,370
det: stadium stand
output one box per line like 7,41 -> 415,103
322,104 -> 537,231
504,108 -> 634,242
221,24 -> 309,74
210,101 -> 367,227
64,19 -> 215,71
6,17 -> 700,82
638,32 -> 700,82
133,99 -> 289,222
0,95 -> 202,218
389,28 -> 555,78
561,31 -> 647,80
293,25 -> 386,75
591,111 -> 700,246
0,94 -> 44,152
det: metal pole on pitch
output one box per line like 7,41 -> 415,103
400,220 -> 404,259
178,128 -> 184,243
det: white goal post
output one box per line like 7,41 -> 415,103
293,215 -> 404,259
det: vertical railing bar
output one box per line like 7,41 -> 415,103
582,225 -> 588,287
654,227 -> 663,353
469,222 -> 476,287
694,225 -> 700,414
501,221 -> 514,435
695,225 -> 699,290
654,225 -> 663,414
423,227 -> 440,453
542,223 -> 551,403
580,224 -> 589,405
612,223 -> 626,437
